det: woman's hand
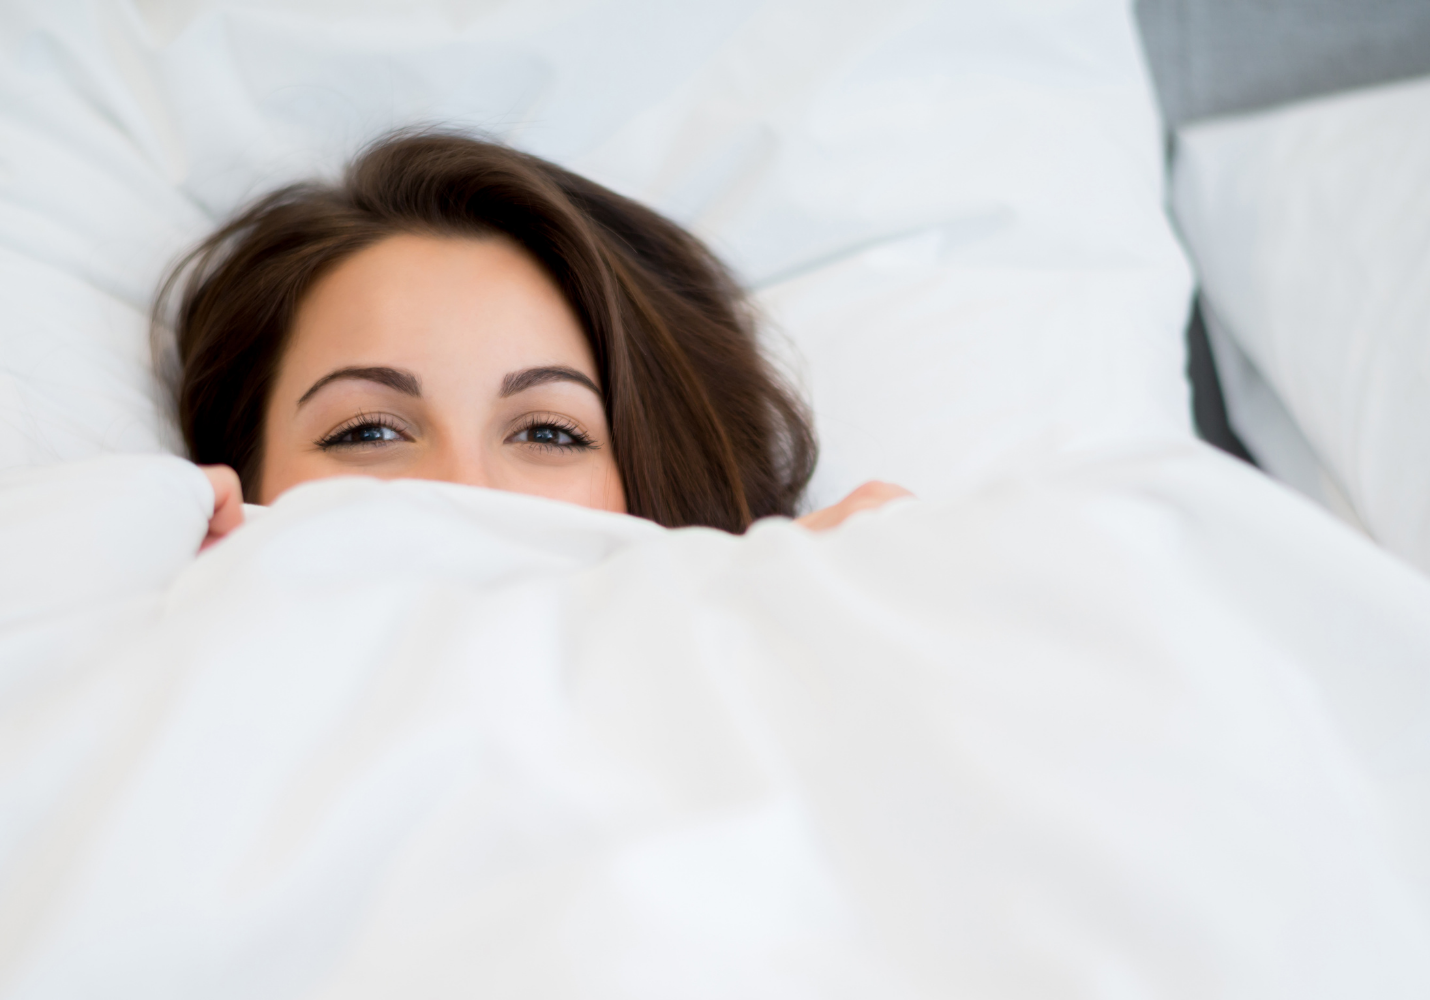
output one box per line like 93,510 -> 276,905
200,464 -> 244,551
795,480 -> 913,532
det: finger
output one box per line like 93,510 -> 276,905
795,505 -> 845,531
846,480 -> 915,504
795,481 -> 915,532
199,465 -> 245,546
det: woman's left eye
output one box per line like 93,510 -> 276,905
510,422 -> 591,449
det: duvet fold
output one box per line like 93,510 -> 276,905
2,446 -> 1429,998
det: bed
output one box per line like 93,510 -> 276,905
2,2 -> 1428,996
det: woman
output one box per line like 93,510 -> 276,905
159,131 -> 907,547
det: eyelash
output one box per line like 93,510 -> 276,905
316,412 -> 410,450
511,414 -> 597,452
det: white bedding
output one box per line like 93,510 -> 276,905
1172,75 -> 1430,573
3,449 -> 1430,997
4,1 -> 1430,995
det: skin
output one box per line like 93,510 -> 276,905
198,233 -> 909,549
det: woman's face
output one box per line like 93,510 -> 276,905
259,233 -> 625,512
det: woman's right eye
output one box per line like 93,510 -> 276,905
318,421 -> 408,449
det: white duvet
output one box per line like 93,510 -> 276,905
3,447 -> 1430,998
4,1 -> 1430,995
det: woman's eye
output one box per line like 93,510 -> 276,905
321,423 -> 406,448
511,423 -> 590,449
529,425 -> 572,446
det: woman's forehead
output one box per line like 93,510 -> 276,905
283,232 -> 597,392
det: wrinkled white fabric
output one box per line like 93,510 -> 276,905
3,449 -> 1429,998
3,3 -> 1422,996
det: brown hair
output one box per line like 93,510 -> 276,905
156,130 -> 815,532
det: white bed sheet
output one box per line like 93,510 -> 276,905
2,449 -> 1430,997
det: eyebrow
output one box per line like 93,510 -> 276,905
297,366 -> 422,407
500,365 -> 602,399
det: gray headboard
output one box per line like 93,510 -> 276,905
1136,0 -> 1430,130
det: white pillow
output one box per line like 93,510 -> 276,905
0,0 -> 1193,508
1172,75 -> 1430,573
